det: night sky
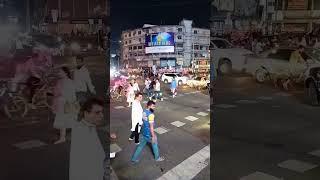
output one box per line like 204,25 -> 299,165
110,0 -> 211,53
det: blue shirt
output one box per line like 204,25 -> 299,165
171,79 -> 177,89
141,109 -> 155,139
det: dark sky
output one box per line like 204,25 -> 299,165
110,0 -> 211,53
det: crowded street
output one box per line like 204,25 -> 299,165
0,55 -> 108,180
213,74 -> 320,180
110,77 -> 210,179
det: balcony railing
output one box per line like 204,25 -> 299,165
275,10 -> 320,19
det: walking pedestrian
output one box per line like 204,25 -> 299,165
69,98 -> 105,180
52,67 -> 79,144
129,92 -> 143,144
170,76 -> 177,98
73,56 -> 96,106
131,101 -> 165,163
126,83 -> 135,107
154,79 -> 163,101
132,79 -> 140,94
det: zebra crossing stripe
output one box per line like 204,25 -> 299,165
197,112 -> 209,116
309,149 -> 320,158
240,172 -> 282,180
13,140 -> 47,150
277,159 -> 318,173
156,145 -> 210,180
154,127 -> 170,134
171,121 -> 186,127
114,106 -> 125,109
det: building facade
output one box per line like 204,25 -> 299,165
210,0 -> 261,35
43,0 -> 107,34
121,19 -> 210,68
263,0 -> 320,34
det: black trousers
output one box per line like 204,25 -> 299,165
27,76 -> 41,103
129,123 -> 140,143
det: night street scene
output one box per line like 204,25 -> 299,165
0,0 -> 111,180
212,0 -> 320,180
109,0 -> 211,179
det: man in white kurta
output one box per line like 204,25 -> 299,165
129,92 -> 143,144
69,98 -> 105,180
73,56 -> 96,105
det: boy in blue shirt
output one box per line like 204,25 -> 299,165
170,76 -> 177,98
131,101 -> 165,163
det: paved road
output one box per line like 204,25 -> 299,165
213,74 -> 320,180
110,82 -> 210,180
0,55 -> 109,180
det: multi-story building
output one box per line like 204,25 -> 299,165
120,19 -> 210,69
210,0 -> 261,35
43,0 -> 107,34
262,0 -> 320,34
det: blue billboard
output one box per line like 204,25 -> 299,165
145,32 -> 175,47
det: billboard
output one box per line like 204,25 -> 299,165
287,0 -> 307,10
145,32 -> 175,54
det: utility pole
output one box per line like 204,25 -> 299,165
26,0 -> 31,32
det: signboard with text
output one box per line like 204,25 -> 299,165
145,32 -> 175,54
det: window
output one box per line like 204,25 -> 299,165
194,45 -> 199,50
268,13 -> 273,21
129,46 -> 132,50
146,29 -> 149,33
124,34 -> 127,38
129,40 -> 131,44
129,33 -> 131,37
138,46 -> 143,49
125,41 -> 127,45
133,46 -> 137,50
177,35 -> 182,39
133,31 -> 136,36
134,53 -> 137,56
267,49 -> 293,61
178,28 -> 183,32
176,43 -> 183,48
139,38 -> 142,42
194,30 -> 198,34
212,40 -> 232,49
125,55 -> 127,58
138,31 -> 142,34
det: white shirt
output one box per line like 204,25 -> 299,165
69,120 -> 105,180
73,66 -> 96,93
133,82 -> 140,91
155,82 -> 160,91
131,100 -> 143,132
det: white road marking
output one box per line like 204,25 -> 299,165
235,100 -> 258,104
197,112 -> 209,116
114,106 -> 125,109
178,94 -> 184,97
156,145 -> 210,180
171,121 -> 186,127
309,149 -> 320,158
257,96 -> 273,100
185,116 -> 199,122
274,92 -> 292,97
278,159 -> 318,173
207,109 -> 210,112
154,127 -> 170,134
110,143 -> 122,153
184,92 -> 191,95
13,140 -> 47,149
163,97 -> 169,100
214,104 -> 237,109
240,172 -> 282,180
